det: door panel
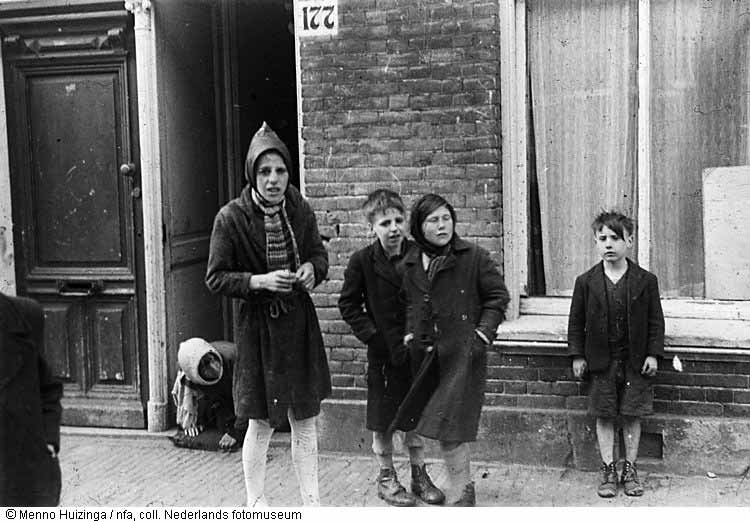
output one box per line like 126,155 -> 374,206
30,74 -> 123,266
41,301 -> 81,385
156,0 -> 224,393
90,298 -> 135,387
2,10 -> 145,427
26,67 -> 134,276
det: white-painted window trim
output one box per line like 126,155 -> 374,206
499,0 -> 749,328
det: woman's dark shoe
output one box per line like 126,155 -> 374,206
621,460 -> 644,497
410,464 -> 445,504
450,482 -> 476,507
377,468 -> 417,507
597,461 -> 618,498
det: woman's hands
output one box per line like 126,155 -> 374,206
295,262 -> 316,290
251,270 -> 297,293
250,262 -> 316,293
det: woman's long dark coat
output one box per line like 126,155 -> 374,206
205,185 -> 331,428
393,238 -> 509,442
0,293 -> 63,506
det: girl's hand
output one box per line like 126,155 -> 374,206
295,262 -> 316,290
572,357 -> 587,379
253,270 -> 296,293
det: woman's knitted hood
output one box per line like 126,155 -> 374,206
244,122 -> 294,188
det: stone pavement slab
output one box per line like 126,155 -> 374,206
58,433 -> 750,507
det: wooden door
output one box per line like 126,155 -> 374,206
2,9 -> 146,427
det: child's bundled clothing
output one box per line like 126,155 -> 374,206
171,338 -> 243,449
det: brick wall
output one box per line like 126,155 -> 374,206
299,0 -> 503,399
299,0 -> 750,423
487,349 -> 750,419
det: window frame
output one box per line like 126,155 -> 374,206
499,0 -> 750,326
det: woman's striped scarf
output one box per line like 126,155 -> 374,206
251,189 -> 301,272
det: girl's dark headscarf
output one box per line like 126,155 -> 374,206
409,193 -> 457,257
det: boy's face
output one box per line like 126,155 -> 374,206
595,225 -> 632,264
370,208 -> 406,254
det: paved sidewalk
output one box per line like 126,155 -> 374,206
58,431 -> 750,507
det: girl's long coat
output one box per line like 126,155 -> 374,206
205,185 -> 331,428
393,238 -> 509,442
0,293 -> 63,506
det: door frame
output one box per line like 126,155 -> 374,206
124,0 -> 169,431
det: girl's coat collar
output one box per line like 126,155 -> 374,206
404,237 -> 471,291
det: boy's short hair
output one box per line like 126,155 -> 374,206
361,189 -> 405,223
591,211 -> 635,240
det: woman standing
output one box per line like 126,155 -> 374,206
206,122 -> 331,507
394,194 -> 509,506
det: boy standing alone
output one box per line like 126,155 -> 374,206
338,189 -> 444,506
568,211 -> 665,498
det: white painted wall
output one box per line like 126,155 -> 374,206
0,44 -> 17,295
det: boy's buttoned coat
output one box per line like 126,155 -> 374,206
0,293 -> 63,506
206,185 -> 331,428
394,238 -> 509,442
567,259 -> 665,373
338,240 -> 414,431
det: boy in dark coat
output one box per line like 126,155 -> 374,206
0,292 -> 63,506
568,211 -> 665,498
338,189 -> 444,507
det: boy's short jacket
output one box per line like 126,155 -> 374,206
567,259 -> 665,373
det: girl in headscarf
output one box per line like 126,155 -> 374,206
393,193 -> 509,506
206,122 -> 331,507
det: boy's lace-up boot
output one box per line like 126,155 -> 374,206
621,460 -> 644,496
450,482 -> 476,507
410,464 -> 445,504
377,468 -> 417,507
597,461 -> 618,498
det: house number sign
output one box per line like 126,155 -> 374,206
296,0 -> 338,37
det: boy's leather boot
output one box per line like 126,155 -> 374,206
621,460 -> 644,496
597,461 -> 618,498
377,468 -> 417,507
450,482 -> 476,507
410,464 -> 445,504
